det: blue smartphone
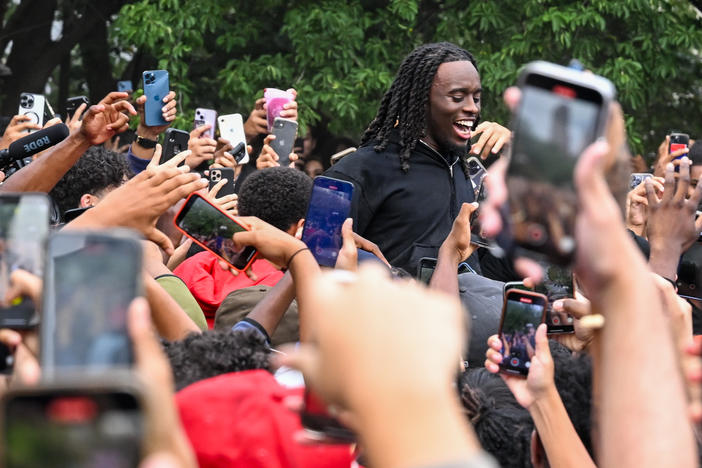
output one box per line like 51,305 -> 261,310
117,80 -> 133,93
301,176 -> 354,267
142,70 -> 169,127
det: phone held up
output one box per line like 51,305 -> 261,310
161,128 -> 190,165
65,96 -> 89,121
194,108 -> 217,139
40,231 -> 142,378
629,172 -> 653,190
498,289 -> 548,376
2,380 -> 144,468
209,168 -> 237,198
301,176 -> 354,268
142,70 -> 169,127
505,61 -> 615,265
271,117 -> 298,167
174,193 -> 258,272
18,93 -> 46,132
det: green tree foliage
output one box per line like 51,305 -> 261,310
112,0 -> 702,153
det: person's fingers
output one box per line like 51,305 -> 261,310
15,122 -> 42,132
42,117 -> 62,128
166,150 -> 192,168
244,267 -> 258,282
286,88 -> 298,99
113,100 -> 137,116
336,218 -> 358,271
660,162 -> 676,203
289,152 -> 298,161
264,134 -> 275,145
162,90 -> 176,103
503,86 -> 521,112
533,323 -> 549,357
254,97 -> 266,110
480,157 -> 508,237
573,140 -> 611,214
99,91 -> 130,105
147,144 -> 164,170
471,121 -> 489,137
470,127 -> 492,157
4,269 -> 42,306
514,257 -> 543,285
491,133 -> 509,155
191,124 -> 212,139
208,178 -> 227,199
552,298 -> 590,319
487,334 -> 502,351
689,174 -> 702,209
136,95 -> 146,106
73,102 -> 88,122
674,157 -> 691,203
147,227 -> 175,257
670,147 -> 689,160
485,348 -> 503,366
0,329 -> 21,348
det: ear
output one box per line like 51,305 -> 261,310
79,193 -> 98,208
291,218 -> 305,240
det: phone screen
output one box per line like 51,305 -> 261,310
466,157 -> 487,198
175,194 -> 257,270
508,74 -> 605,263
4,389 -> 142,467
0,194 -> 48,328
470,183 -> 489,247
41,233 -> 141,373
417,258 -> 437,284
499,291 -> 547,375
301,176 -> 353,267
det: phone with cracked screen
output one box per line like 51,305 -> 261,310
217,113 -> 250,165
41,231 -> 142,377
498,289 -> 548,376
0,194 -> 49,329
174,193 -> 258,272
301,176 -> 353,267
506,61 -> 615,264
502,261 -> 574,334
2,380 -> 143,468
161,128 -> 190,165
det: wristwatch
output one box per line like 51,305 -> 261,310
135,135 -> 158,149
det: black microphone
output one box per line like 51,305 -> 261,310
0,124 -> 70,170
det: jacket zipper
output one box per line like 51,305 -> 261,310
418,140 -> 459,218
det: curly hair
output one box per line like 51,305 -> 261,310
361,42 -> 478,174
459,368 -> 533,468
162,328 -> 271,391
49,145 -> 131,218
237,166 -> 312,231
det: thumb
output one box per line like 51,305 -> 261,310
534,323 -> 549,357
574,140 -> 610,213
148,227 -> 174,256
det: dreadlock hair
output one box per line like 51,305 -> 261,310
361,42 -> 478,174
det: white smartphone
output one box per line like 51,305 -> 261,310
217,113 -> 249,165
18,93 -> 46,133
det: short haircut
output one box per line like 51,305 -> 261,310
49,145 -> 131,218
689,141 -> 702,166
162,328 -> 271,391
237,167 -> 312,231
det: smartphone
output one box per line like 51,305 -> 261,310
417,257 -> 437,284
64,96 -> 89,121
300,387 -> 355,444
209,168 -> 236,197
330,147 -> 356,166
18,93 -> 45,132
217,113 -> 250,165
41,231 -> 142,376
678,241 -> 702,300
117,80 -> 133,93
669,132 -> 690,160
194,108 -> 217,139
498,289 -> 548,376
0,194 -> 49,329
629,172 -> 653,190
174,193 -> 258,271
301,176 -> 354,267
506,61 -> 615,264
470,183 -> 490,248
264,88 -> 294,131
502,262 -> 575,334
161,128 -> 190,165
271,117 -> 298,167
466,157 -> 487,199
142,70 -> 169,127
2,381 -> 143,468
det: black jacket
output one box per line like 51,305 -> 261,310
325,138 -> 475,274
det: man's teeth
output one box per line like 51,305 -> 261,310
455,120 -> 474,131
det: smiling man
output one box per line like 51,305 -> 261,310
325,42 -> 510,274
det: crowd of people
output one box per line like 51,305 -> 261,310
0,40 -> 699,468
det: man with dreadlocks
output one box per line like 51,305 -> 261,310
326,42 -> 511,274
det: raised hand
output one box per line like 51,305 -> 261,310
135,90 -> 177,138
187,124 -> 216,169
0,115 -> 41,149
79,92 -> 136,145
470,121 -> 511,160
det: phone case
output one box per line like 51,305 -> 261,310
209,168 -> 237,197
271,118 -> 298,167
161,128 -> 190,165
18,93 -> 45,132
498,289 -> 548,376
142,70 -> 169,127
217,114 -> 249,165
65,96 -> 89,120
194,108 -> 217,139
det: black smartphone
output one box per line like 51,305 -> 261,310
0,194 -> 49,329
209,168 -> 236,197
64,96 -> 89,120
498,289 -> 548,376
161,128 -> 190,165
174,193 -> 258,272
678,241 -> 702,300
506,61 -> 615,264
466,157 -> 487,199
40,231 -> 142,377
417,257 -> 437,284
470,182 -> 490,248
301,176 -> 354,267
300,387 -> 355,444
271,117 -> 298,167
669,132 -> 690,159
2,381 -> 143,468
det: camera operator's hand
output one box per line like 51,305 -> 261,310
626,176 -> 664,236
135,90 -> 177,139
187,125 -> 216,169
470,121 -> 511,160
232,216 -> 308,269
67,146 -> 207,255
207,177 -> 238,216
80,92 -> 137,145
64,103 -> 88,133
256,134 -> 298,169
0,115 -> 41,149
4,269 -> 42,308
646,157 -> 702,281
654,135 -> 689,177
244,98 -> 268,142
